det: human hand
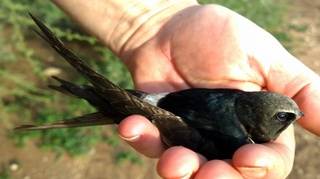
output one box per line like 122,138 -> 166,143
119,4 -> 320,179
51,1 -> 320,178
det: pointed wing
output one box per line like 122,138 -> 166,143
13,112 -> 119,131
29,13 -> 175,119
151,114 -> 191,147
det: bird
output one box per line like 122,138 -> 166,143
14,13 -> 304,160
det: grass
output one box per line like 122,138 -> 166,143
199,0 -> 293,42
0,0 -> 302,163
0,167 -> 10,179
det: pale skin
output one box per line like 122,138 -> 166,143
51,0 -> 320,178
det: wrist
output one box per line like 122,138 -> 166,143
51,0 -> 197,58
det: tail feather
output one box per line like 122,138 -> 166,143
47,76 -> 86,98
48,76 -> 122,116
48,85 -> 79,98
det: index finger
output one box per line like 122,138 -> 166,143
269,55 -> 320,135
253,37 -> 320,136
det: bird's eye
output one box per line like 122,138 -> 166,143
275,112 -> 289,121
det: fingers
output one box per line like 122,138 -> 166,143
195,160 -> 243,179
233,125 -> 295,179
292,81 -> 320,136
157,146 -> 207,179
262,45 -> 320,135
156,147 -> 250,179
155,126 -> 295,179
156,143 -> 290,179
157,147 -> 242,179
118,115 -> 167,158
276,61 -> 320,136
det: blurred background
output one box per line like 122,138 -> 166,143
0,0 -> 319,178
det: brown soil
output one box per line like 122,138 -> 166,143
1,0 -> 320,178
286,0 -> 320,178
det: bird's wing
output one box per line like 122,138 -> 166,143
151,114 -> 195,147
13,112 -> 117,131
29,13 -> 175,118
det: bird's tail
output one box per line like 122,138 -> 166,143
13,76 -> 123,131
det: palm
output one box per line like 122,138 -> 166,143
126,5 -> 271,93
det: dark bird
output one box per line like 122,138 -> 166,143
14,13 -> 304,159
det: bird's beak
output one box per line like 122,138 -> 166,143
299,111 -> 304,118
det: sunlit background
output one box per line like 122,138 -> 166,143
0,0 -> 319,178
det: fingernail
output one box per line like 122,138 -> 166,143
119,134 -> 141,143
180,172 -> 193,179
237,167 -> 267,178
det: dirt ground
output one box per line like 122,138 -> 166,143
284,0 -> 320,178
1,0 -> 320,178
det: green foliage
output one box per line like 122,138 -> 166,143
289,24 -> 308,32
198,0 -> 292,43
115,151 -> 144,166
0,167 -> 10,179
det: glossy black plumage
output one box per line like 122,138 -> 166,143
14,13 -> 304,159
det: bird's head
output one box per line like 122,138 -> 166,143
235,91 -> 303,143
